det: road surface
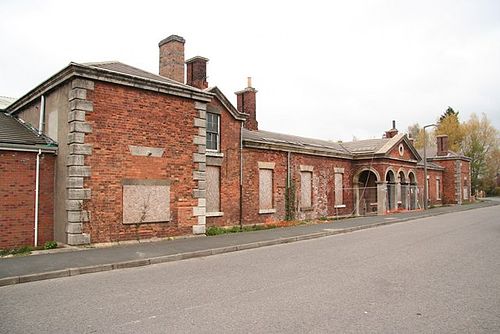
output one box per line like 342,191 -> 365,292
1,205 -> 499,333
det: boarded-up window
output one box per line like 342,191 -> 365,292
334,173 -> 343,206
300,171 -> 312,208
436,178 -> 441,199
259,169 -> 273,210
207,166 -> 220,212
122,180 -> 170,224
463,186 -> 469,200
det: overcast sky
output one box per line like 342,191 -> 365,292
1,0 -> 499,141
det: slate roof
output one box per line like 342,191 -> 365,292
0,96 -> 16,110
339,138 -> 390,154
416,147 -> 469,160
81,61 -> 196,90
242,128 -> 351,156
0,112 -> 56,147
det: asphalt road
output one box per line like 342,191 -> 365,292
1,205 -> 499,333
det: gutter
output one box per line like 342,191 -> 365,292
0,144 -> 57,153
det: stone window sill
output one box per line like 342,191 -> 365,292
259,208 -> 276,214
300,206 -> 313,211
206,211 -> 224,217
206,151 -> 224,158
334,204 -> 346,208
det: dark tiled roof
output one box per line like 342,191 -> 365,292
242,128 -> 351,156
340,138 -> 389,154
417,147 -> 463,159
0,112 -> 55,146
81,61 -> 189,87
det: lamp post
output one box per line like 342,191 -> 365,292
423,123 -> 437,210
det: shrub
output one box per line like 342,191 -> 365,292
44,241 -> 58,250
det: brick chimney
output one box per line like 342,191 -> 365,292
436,135 -> 449,156
186,56 -> 208,89
384,120 -> 398,138
236,77 -> 258,131
159,35 -> 185,83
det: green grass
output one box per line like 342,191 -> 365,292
0,245 -> 33,257
206,224 -> 278,236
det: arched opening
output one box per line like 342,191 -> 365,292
385,169 -> 396,212
398,171 -> 407,210
408,171 -> 417,210
355,169 -> 379,215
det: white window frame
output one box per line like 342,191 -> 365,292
206,112 -> 220,152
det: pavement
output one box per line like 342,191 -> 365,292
1,199 -> 498,287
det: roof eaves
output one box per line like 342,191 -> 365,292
207,87 -> 246,121
243,137 -> 353,159
7,62 -> 214,115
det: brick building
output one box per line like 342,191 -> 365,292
1,35 -> 471,248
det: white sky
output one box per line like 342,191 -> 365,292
1,0 -> 499,142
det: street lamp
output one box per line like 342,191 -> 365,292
423,123 -> 437,210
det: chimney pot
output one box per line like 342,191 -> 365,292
384,120 -> 398,138
159,35 -> 185,83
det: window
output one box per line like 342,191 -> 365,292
206,166 -> 220,213
426,176 -> 430,200
259,169 -> 274,212
300,171 -> 312,208
334,170 -> 344,207
436,178 -> 441,200
206,113 -> 220,151
463,186 -> 469,200
122,179 -> 170,224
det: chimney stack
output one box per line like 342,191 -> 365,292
236,77 -> 258,131
186,56 -> 209,89
159,35 -> 185,83
384,120 -> 398,138
436,135 -> 449,156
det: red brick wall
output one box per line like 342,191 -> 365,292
291,154 -> 354,219
415,168 -> 444,205
206,98 -> 242,227
387,141 -> 417,161
460,159 -> 472,201
241,149 -> 354,224
0,151 -> 55,249
83,82 -> 199,243
241,148 -> 287,224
